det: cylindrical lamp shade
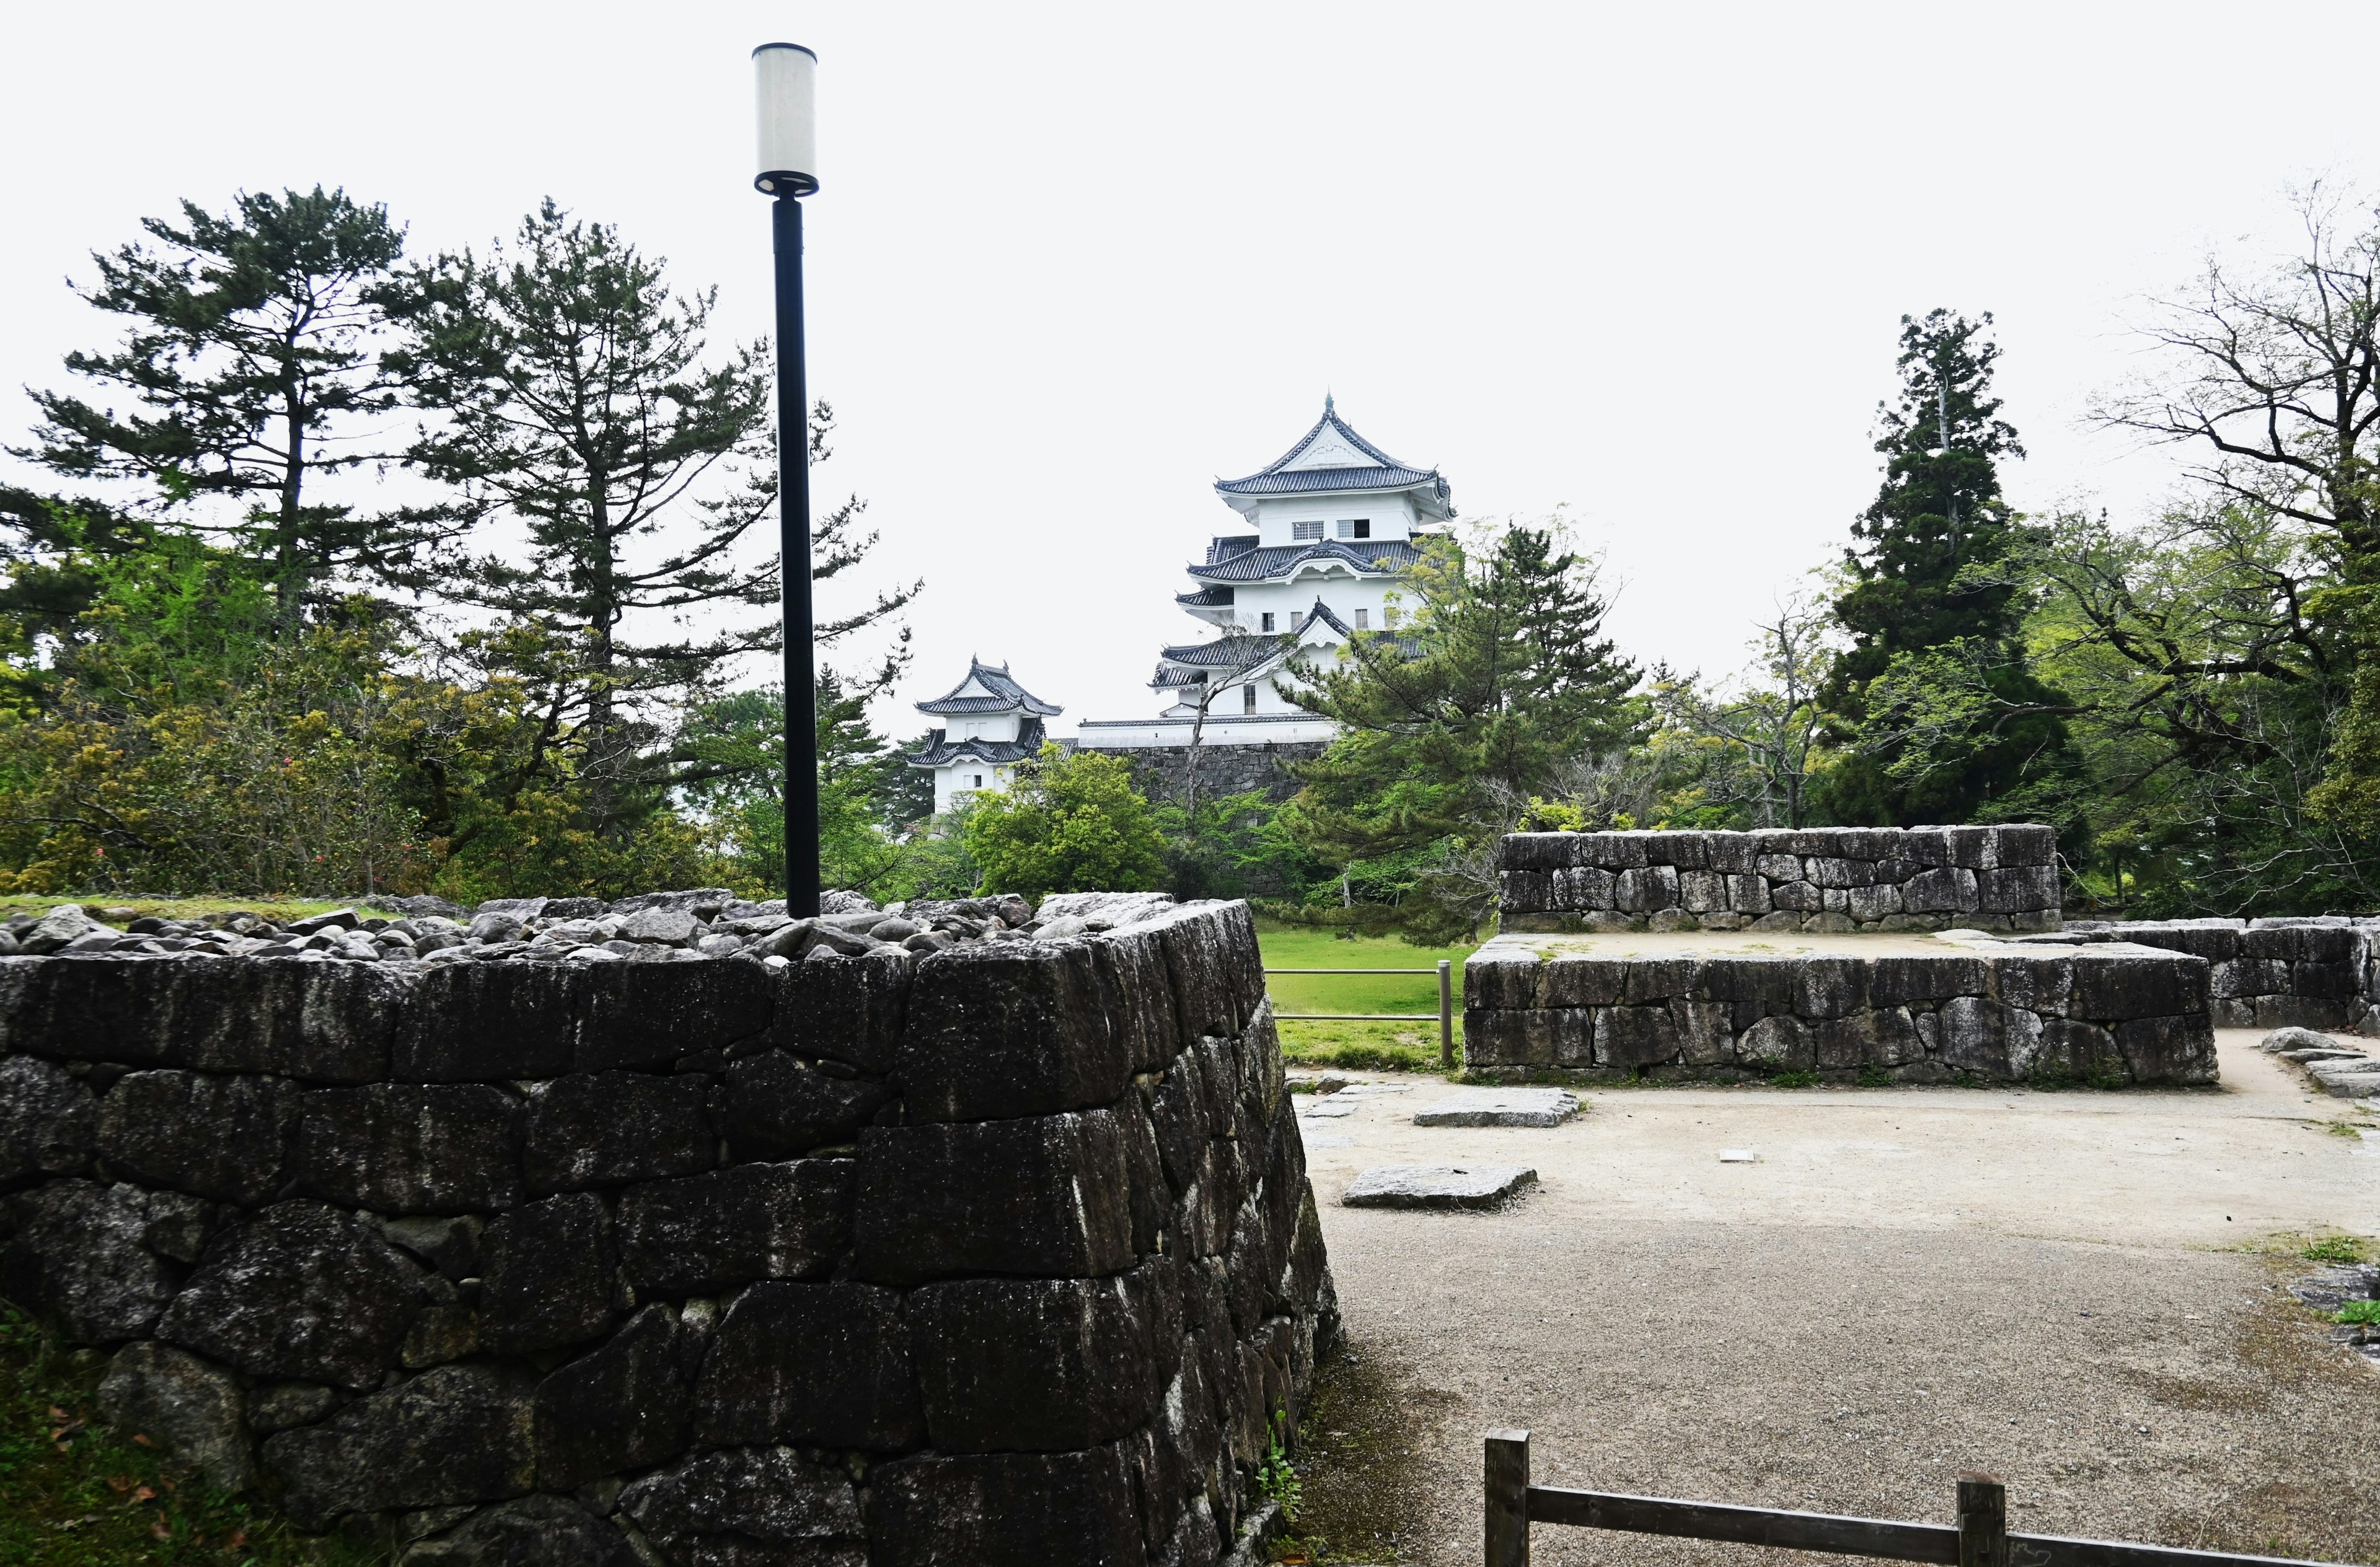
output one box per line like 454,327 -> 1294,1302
753,43 -> 818,195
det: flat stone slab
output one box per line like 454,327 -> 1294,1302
1341,1164 -> 1536,1209
1297,1098 -> 1357,1118
1413,1088 -> 1580,1128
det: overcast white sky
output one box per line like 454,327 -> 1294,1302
5,2 -> 2379,738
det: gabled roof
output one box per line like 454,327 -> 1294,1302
1176,584 -> 1235,608
914,657 -> 1063,718
1215,397 -> 1452,514
1185,538 -> 1426,584
1158,634 -> 1295,669
907,716 -> 1049,768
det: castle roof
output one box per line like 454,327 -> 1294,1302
914,657 -> 1062,718
1184,538 -> 1427,584
907,715 -> 1049,768
1215,398 -> 1452,517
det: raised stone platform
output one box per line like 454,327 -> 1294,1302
1463,927 -> 2216,1086
0,898 -> 1328,1565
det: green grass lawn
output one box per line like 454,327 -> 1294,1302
0,896 -> 372,926
1255,922 -> 1479,1074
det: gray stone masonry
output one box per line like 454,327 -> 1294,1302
1462,931 -> 2217,1087
1096,742 -> 1329,809
0,897 -> 1331,1567
2042,916 -> 2380,1035
1497,825 -> 2062,934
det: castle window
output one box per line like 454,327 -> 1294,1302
1290,610 -> 1307,631
1243,685 -> 1258,714
1260,612 -> 1275,633
1292,520 -> 1323,541
972,774 -> 984,788
1354,608 -> 1369,630
1336,519 -> 1370,539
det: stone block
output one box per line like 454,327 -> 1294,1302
1553,865 -> 1618,910
2069,953 -> 2204,1021
716,1053 -> 890,1161
1994,825 -> 2058,866
572,960 -> 773,1071
2296,960 -> 2363,1000
1145,902 -> 1266,1050
1736,1014 -> 1814,1070
621,1446 -> 863,1564
1095,924 -> 1186,1072
1499,833 -> 1577,871
262,1362 -> 537,1532
1936,996 -> 2044,1077
1501,870 -> 1551,910
1463,950 -> 1543,1010
1457,1007 -> 1584,1068
1613,865 -> 1679,913
909,1269 -> 1163,1452
97,1340 -> 254,1493
1812,1008 -> 1922,1069
96,1069 -> 298,1206
1699,956 -> 1797,1011
1595,1006 -> 1679,1068
0,1056 -> 97,1184
1149,1052 -> 1211,1193
1978,865 -> 2060,914
772,950 -> 911,1074
865,1446 -> 1140,1567
1802,857 -> 1864,890
398,1495 -> 640,1567
1866,955 -> 1986,1007
1754,852 -> 1804,881
619,1159 -> 852,1297
160,1200 -> 433,1387
693,1279 -> 923,1451
1902,866 -> 1978,915
2210,957 -> 2289,998
1623,956 -> 1701,1004
245,1381 -> 338,1434
1792,958 -> 1866,1019
1769,880 -> 1822,913
0,1183 -> 218,1322
394,963 -> 578,1081
2300,926 -> 2365,964
1668,999 -> 1733,1064
855,1110 -> 1137,1286
534,1303 -> 695,1489
899,941 -> 1135,1123
1579,832 -> 1649,869
1726,874 -> 1773,915
479,1192 -> 616,1354
1341,1163 -> 1536,1209
1540,956 -> 1628,1009
293,1082 -> 523,1213
2254,994 -> 2355,1031
1846,882 -> 1904,922
2114,1014 -> 2217,1084
2241,926 -> 2309,961
10,957 -> 402,1082
1991,955 -> 2072,1017
2035,1018 -> 2123,1080
1412,1087 -> 1580,1126
522,1071 -> 713,1193
1942,826 -> 2000,869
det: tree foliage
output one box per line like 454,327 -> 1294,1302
963,744 -> 1166,903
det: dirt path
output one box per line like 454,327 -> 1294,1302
1297,1033 -> 2380,1565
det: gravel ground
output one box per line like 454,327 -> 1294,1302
1295,1032 -> 2380,1565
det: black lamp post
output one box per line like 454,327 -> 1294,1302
753,42 -> 821,916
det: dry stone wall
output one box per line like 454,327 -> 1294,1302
0,899 -> 1329,1567
1499,826 -> 2061,934
1463,936 -> 2217,1086
2043,916 -> 2380,1034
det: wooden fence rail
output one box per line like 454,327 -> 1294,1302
1266,960 -> 1455,1069
1486,1431 -> 2348,1567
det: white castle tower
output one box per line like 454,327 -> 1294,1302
904,659 -> 1062,814
1077,397 -> 1453,749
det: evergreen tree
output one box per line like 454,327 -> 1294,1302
964,744 -> 1166,902
15,188 -> 431,632
1817,309 -> 2086,831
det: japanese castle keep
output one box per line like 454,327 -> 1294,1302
1076,397 -> 1452,773
904,659 -> 1062,814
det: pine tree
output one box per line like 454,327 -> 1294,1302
1817,310 -> 2086,830
15,188 -> 432,632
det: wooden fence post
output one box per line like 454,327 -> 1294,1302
1486,1428 -> 1530,1567
1439,959 -> 1455,1072
1957,1473 -> 2008,1567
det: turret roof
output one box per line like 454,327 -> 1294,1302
914,657 -> 1063,717
1185,538 -> 1426,584
907,716 -> 1049,768
1215,398 -> 1452,514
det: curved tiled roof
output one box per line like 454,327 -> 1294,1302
907,716 -> 1048,767
1215,399 -> 1450,511
1176,584 -> 1235,607
1157,634 -> 1293,667
1185,539 -> 1426,584
915,657 -> 1063,718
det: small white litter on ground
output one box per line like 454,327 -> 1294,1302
1719,1149 -> 1759,1163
